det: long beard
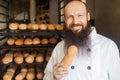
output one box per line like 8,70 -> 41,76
63,22 -> 91,49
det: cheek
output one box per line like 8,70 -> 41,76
65,19 -> 73,28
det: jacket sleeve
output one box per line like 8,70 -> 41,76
108,42 -> 120,80
43,49 -> 56,80
43,70 -> 54,80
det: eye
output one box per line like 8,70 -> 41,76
78,14 -> 82,17
67,15 -> 73,19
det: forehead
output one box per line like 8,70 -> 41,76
64,1 -> 87,14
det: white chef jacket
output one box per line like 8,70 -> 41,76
43,27 -> 120,80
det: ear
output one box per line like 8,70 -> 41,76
87,12 -> 90,21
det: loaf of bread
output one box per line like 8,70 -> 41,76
15,72 -> 26,80
49,37 -> 57,44
27,23 -> 32,30
47,24 -> 55,30
15,68 -> 27,80
9,23 -> 19,30
7,38 -> 15,45
18,24 -> 27,30
41,38 -> 48,45
25,55 -> 34,63
3,65 -> 17,80
26,68 -> 35,80
15,38 -> 24,46
32,37 -> 40,45
45,53 -> 51,62
2,51 -> 13,64
24,38 -> 32,45
14,52 -> 23,64
37,72 -> 44,79
61,45 -> 78,68
55,24 -> 64,30
39,24 -> 47,30
35,53 -> 44,63
31,24 -> 39,30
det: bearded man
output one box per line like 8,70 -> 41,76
43,0 -> 120,80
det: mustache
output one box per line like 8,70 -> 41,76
69,23 -> 82,28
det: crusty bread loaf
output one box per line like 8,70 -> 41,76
7,38 -> 15,45
24,38 -> 32,45
9,23 -> 19,30
26,68 -> 35,80
61,45 -> 78,68
41,38 -> 48,45
36,72 -> 44,79
3,65 -> 17,80
55,24 -> 64,30
32,37 -> 40,45
49,37 -> 57,44
39,24 -> 47,30
27,23 -> 32,30
47,24 -> 55,30
35,54 -> 44,63
31,24 -> 39,30
25,55 -> 34,63
45,54 -> 51,62
15,39 -> 24,46
2,51 -> 13,64
14,52 -> 23,64
18,24 -> 27,30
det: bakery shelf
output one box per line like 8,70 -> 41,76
0,30 -> 62,36
0,43 -> 57,49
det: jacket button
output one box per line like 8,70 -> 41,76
87,66 -> 91,70
71,65 -> 75,69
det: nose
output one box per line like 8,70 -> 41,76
72,16 -> 79,24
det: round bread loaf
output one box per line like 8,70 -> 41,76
25,55 -> 34,63
27,23 -> 32,30
46,54 -> 51,62
31,24 -> 39,30
7,38 -> 15,45
41,38 -> 48,45
18,24 -> 27,30
24,38 -> 32,45
14,55 -> 23,64
26,72 -> 35,80
9,23 -> 19,30
36,72 -> 44,79
35,54 -> 44,63
55,24 -> 64,30
33,37 -> 40,45
39,24 -> 47,30
49,37 -> 57,44
2,56 -> 13,64
15,39 -> 24,46
47,24 -> 55,30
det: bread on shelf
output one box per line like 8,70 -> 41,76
24,38 -> 32,45
41,38 -> 48,45
39,24 -> 47,30
7,38 -> 15,46
18,24 -> 27,30
47,24 -> 55,30
32,37 -> 40,45
9,23 -> 19,30
49,37 -> 57,44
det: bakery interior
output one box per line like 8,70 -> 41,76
0,0 -> 120,80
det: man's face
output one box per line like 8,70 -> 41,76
64,1 -> 90,34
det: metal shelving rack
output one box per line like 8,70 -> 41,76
0,0 -> 62,80
58,0 -> 71,25
0,0 -> 9,78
